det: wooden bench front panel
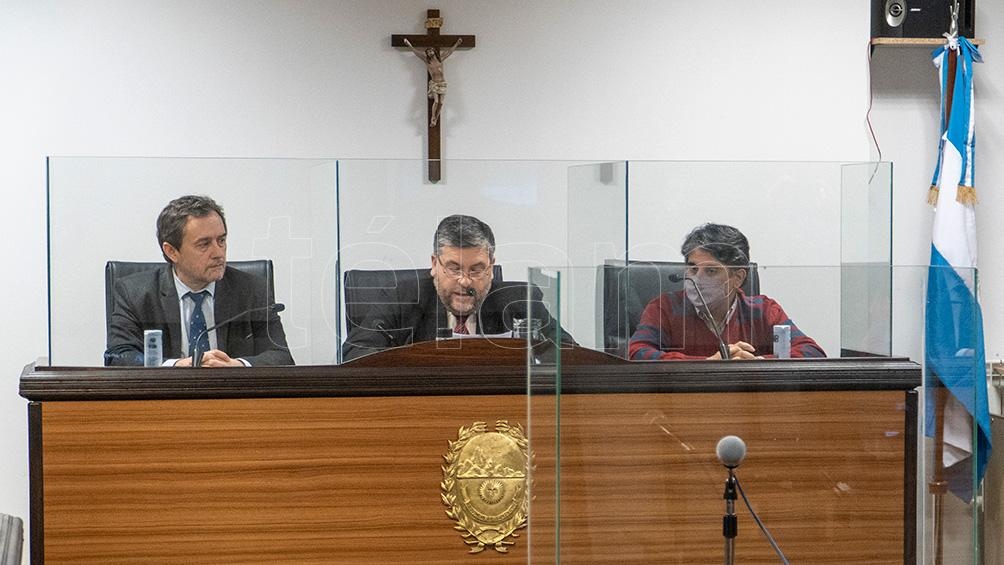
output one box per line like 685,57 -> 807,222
38,390 -> 907,563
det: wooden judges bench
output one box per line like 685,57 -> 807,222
20,340 -> 920,564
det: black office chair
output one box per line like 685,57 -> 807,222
342,265 -> 503,331
104,260 -> 275,335
601,260 -> 759,357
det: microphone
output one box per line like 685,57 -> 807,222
715,434 -> 789,564
465,287 -> 476,296
716,435 -> 747,469
191,303 -> 285,367
672,274 -> 730,360
717,434 -> 745,565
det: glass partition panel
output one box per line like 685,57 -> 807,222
922,264 -> 984,564
48,158 -> 894,369
841,162 -> 893,356
566,161 -> 628,269
47,157 -> 339,366
840,161 -> 893,264
530,264 -> 985,563
48,158 -> 626,366
625,161 -> 864,264
617,161 -> 892,357
526,267 -> 562,564
335,159 -> 618,363
565,161 -> 629,352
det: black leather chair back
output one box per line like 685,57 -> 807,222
343,264 -> 502,330
104,260 -> 274,333
601,260 -> 759,357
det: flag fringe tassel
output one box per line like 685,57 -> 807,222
927,185 -> 940,206
957,185 -> 977,205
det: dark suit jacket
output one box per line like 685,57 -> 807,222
341,274 -> 574,362
104,264 -> 294,366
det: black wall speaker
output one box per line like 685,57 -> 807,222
872,0 -> 975,39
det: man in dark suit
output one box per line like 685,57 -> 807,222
104,195 -> 293,367
341,214 -> 572,361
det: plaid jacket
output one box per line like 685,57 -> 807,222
628,290 -> 825,360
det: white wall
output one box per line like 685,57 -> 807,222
8,0 -> 1004,556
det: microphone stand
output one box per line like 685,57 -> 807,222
723,467 -> 738,565
679,276 -> 730,360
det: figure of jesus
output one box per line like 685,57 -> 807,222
404,38 -> 462,127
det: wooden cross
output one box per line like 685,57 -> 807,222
392,9 -> 475,182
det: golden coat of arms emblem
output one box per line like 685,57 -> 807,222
441,420 -> 529,553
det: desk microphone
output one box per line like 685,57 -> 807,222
716,435 -> 747,469
191,303 -> 285,367
717,435 -> 745,565
669,273 -> 730,360
713,434 -> 790,565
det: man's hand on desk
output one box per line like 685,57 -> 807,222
706,341 -> 762,360
173,350 -> 244,367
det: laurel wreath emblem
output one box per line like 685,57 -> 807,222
441,420 -> 530,553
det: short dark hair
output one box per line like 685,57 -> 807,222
432,214 -> 495,258
681,223 -> 750,267
157,195 -> 227,263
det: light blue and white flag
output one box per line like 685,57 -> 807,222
925,35 -> 990,499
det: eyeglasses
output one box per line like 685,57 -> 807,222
436,256 -> 492,280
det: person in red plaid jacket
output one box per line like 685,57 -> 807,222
628,223 -> 824,361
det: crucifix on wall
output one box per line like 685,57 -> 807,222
392,9 -> 475,182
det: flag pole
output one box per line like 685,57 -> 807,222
928,5 -> 960,564
931,387 -> 949,565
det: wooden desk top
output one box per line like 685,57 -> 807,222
20,340 -> 920,402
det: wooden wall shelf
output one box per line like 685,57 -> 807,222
871,37 -> 984,46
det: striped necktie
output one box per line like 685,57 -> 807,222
454,315 -> 469,335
